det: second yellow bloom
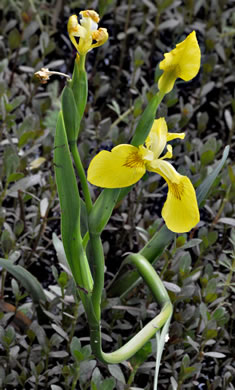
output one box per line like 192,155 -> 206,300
87,118 -> 200,233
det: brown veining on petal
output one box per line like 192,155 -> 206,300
123,151 -> 145,169
170,181 -> 184,200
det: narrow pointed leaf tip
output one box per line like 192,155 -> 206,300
158,31 -> 201,94
87,118 -> 200,233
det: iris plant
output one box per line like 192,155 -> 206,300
0,8 -> 225,387
52,11 -> 206,381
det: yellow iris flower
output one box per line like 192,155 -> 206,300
158,31 -> 201,94
67,10 -> 108,55
87,118 -> 200,233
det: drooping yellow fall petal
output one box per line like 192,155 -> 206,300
149,159 -> 199,233
87,145 -> 147,188
162,176 -> 200,233
158,31 -> 201,94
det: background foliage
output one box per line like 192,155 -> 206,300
0,0 -> 234,389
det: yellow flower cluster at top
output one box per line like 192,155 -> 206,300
67,10 -> 108,56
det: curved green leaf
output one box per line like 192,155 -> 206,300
196,145 -> 230,206
0,258 -> 46,304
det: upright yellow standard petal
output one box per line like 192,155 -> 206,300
145,118 -> 168,158
158,31 -> 201,94
87,145 -> 146,188
149,160 -> 200,233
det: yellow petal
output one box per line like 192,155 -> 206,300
67,15 -> 79,36
149,160 -> 200,233
68,11 -> 108,55
87,145 -> 146,188
80,10 -> 100,24
167,132 -> 185,142
67,15 -> 87,52
158,71 -> 177,94
92,28 -> 109,48
158,31 -> 201,94
145,118 -> 168,159
177,31 -> 201,81
160,144 -> 172,160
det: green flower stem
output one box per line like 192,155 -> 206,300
131,90 -> 165,147
70,142 -> 93,213
90,301 -> 172,364
89,253 -> 172,363
89,233 -> 105,321
88,188 -> 121,235
107,225 -> 174,299
125,253 -> 169,305
82,231 -> 89,249
79,54 -> 86,71
70,54 -> 88,125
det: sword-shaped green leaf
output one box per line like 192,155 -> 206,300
54,112 -> 93,292
0,258 -> 46,304
196,145 -> 230,207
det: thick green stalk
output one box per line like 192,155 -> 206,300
89,253 -> 172,363
89,233 -> 105,320
90,301 -> 172,363
70,54 -> 88,126
125,253 -> 169,305
108,225 -> 174,298
88,189 -> 120,235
